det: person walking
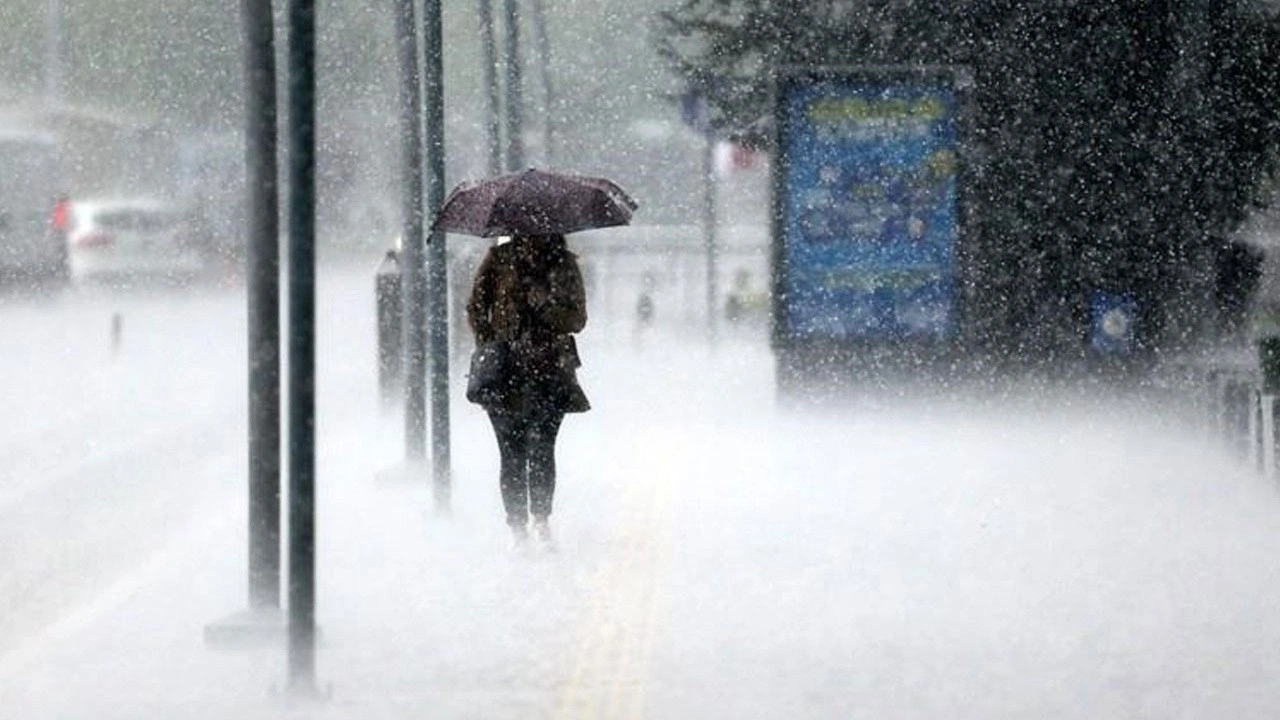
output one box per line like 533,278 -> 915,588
466,233 -> 590,549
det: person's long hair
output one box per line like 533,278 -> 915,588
512,233 -> 569,275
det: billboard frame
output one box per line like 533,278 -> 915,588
769,64 -> 974,386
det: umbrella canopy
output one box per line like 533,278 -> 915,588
431,168 -> 638,238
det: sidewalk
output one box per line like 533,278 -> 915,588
0,337 -> 768,720
6,336 -> 1280,719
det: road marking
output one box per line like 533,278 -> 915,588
556,432 -> 679,720
0,501 -> 237,680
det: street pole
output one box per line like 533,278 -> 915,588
397,0 -> 428,462
285,0 -> 318,693
702,129 -> 719,347
242,0 -> 281,613
529,0 -> 554,165
502,0 -> 524,171
44,0 -> 63,104
477,0 -> 503,177
423,0 -> 451,510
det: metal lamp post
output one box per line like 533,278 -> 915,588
285,0 -> 318,693
397,0 -> 428,463
423,0 -> 452,508
202,0 -> 284,651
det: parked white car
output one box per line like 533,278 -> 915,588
67,198 -> 206,284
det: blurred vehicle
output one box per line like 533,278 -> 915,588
67,198 -> 206,285
0,129 -> 68,284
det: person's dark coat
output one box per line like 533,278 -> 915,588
466,235 -> 589,415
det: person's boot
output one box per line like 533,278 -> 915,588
531,516 -> 555,552
509,520 -> 530,551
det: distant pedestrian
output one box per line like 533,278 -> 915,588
466,233 -> 590,550
636,291 -> 654,327
1214,239 -> 1263,339
634,270 -> 657,349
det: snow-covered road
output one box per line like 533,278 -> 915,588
1,262 -> 1279,719
0,280 -> 250,657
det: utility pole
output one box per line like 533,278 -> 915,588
44,0 -> 63,104
397,0 -> 428,462
702,133 -> 719,347
529,0 -> 554,165
696,93 -> 719,348
242,0 -> 282,614
285,0 -> 318,693
502,0 -> 524,171
423,0 -> 451,510
202,0 -> 284,651
478,0 -> 503,176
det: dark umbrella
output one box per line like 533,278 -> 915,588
431,168 -> 638,238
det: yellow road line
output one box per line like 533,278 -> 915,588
569,474 -> 651,719
555,433 -> 682,720
626,473 -> 674,720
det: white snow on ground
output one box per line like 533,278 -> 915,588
2,262 -> 1280,719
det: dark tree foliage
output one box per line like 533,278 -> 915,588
657,0 -> 1280,363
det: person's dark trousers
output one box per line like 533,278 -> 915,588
487,409 -> 564,528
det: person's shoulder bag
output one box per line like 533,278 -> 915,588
466,338 -> 513,406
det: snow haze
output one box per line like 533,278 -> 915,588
1,262 -> 1278,719
2,1 -> 1280,717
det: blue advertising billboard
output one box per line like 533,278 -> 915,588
776,70 -> 960,344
